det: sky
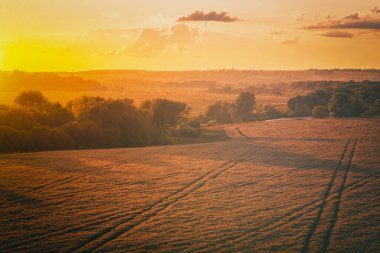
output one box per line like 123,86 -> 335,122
0,0 -> 379,71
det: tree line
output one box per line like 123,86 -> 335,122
287,82 -> 380,118
205,82 -> 379,124
1,82 -> 378,153
0,90 -> 204,152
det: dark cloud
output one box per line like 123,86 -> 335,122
177,11 -> 238,22
303,7 -> 380,30
319,31 -> 354,38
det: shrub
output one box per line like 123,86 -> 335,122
370,99 -> 380,115
206,101 -> 235,123
29,126 -> 73,151
312,106 -> 329,118
262,104 -> 287,119
177,126 -> 200,138
0,126 -> 30,152
328,92 -> 368,117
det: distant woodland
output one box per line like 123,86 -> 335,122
0,71 -> 104,91
0,70 -> 379,153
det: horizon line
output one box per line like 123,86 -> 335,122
1,68 -> 380,73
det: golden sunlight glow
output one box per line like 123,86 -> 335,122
0,0 -> 379,71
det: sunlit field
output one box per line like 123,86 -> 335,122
1,0 -> 380,252
1,118 -> 379,252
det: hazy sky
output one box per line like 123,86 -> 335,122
1,0 -> 379,71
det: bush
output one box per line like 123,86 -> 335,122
206,101 -> 235,123
370,99 -> 380,115
262,104 -> 287,119
0,126 -> 30,152
312,106 -> 329,118
177,126 -> 201,138
29,126 -> 73,151
142,98 -> 189,127
287,96 -> 314,117
328,92 -> 368,117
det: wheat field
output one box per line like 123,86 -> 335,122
0,118 -> 379,252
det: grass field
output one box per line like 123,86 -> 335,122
0,118 -> 379,252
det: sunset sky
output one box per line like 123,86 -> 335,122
1,0 -> 379,71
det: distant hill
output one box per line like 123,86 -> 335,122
0,70 -> 104,92
70,69 -> 380,87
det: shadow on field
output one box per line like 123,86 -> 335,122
0,188 -> 44,206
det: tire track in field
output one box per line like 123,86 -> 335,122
0,151 -> 162,250
203,122 -> 363,253
204,124 -> 358,252
320,125 -> 362,253
64,140 -> 274,253
195,196 -> 323,252
342,173 -> 380,195
301,121 -> 361,253
0,151 -> 152,208
2,146 -> 223,251
236,127 -> 250,140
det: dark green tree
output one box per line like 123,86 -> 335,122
235,92 -> 255,121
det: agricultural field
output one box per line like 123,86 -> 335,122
0,118 -> 379,252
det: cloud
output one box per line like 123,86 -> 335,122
177,11 -> 238,22
82,29 -> 139,55
371,6 -> 380,14
319,31 -> 354,38
344,13 -> 360,20
101,11 -> 121,19
303,7 -> 380,30
270,31 -> 284,36
129,24 -> 198,56
282,38 -> 299,45
170,23 -> 199,52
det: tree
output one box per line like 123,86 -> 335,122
312,106 -> 329,118
287,96 -> 314,117
262,104 -> 286,119
205,101 -> 234,123
29,126 -> 73,151
66,96 -> 105,119
14,90 -> 48,109
328,92 -> 368,117
146,99 -> 189,127
235,92 -> 255,121
79,99 -> 154,147
0,126 -> 30,152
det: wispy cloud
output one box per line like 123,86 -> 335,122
101,11 -> 121,19
319,31 -> 354,38
270,31 -> 284,36
302,7 -> 380,30
282,38 -> 299,45
177,11 -> 238,22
